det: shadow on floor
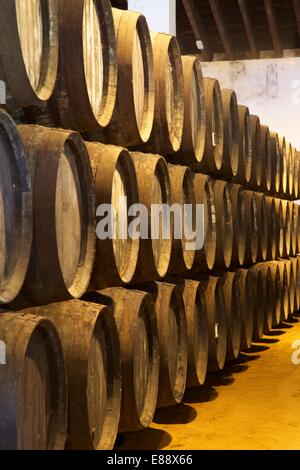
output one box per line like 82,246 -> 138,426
115,427 -> 172,450
234,352 -> 261,364
275,322 -> 293,329
183,384 -> 218,404
256,337 -> 279,344
154,403 -> 197,425
247,344 -> 270,353
286,317 -> 299,324
207,371 -> 234,387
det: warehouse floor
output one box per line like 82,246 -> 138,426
117,314 -> 300,450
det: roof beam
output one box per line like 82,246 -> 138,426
181,0 -> 213,61
237,0 -> 259,58
263,0 -> 283,57
293,0 -> 300,41
208,0 -> 235,60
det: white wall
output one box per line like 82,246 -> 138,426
201,57 -> 300,149
128,0 -> 176,35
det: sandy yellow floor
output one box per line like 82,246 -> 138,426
117,315 -> 300,450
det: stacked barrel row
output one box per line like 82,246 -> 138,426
1,256 -> 300,449
0,1 -> 299,200
0,0 -> 299,452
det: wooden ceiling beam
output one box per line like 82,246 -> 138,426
237,0 -> 259,58
208,0 -> 235,60
181,0 -> 213,61
263,0 -> 283,57
293,0 -> 300,41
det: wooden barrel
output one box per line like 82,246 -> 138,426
277,259 -> 290,321
0,313 -> 67,450
221,89 -> 239,180
269,131 -> 281,196
221,272 -> 242,361
247,265 -> 267,340
11,125 -> 95,307
104,9 -> 154,146
292,148 -> 299,200
153,282 -> 187,408
236,269 -> 253,350
281,200 -> 291,258
265,196 -> 276,260
297,205 -> 300,254
130,152 -> 172,281
0,0 -> 58,106
290,202 -> 298,256
50,0 -> 117,132
249,115 -> 262,190
278,136 -> 288,197
198,276 -> 227,372
212,180 -> 233,270
176,55 -> 206,165
286,142 -> 294,199
235,105 -> 252,186
201,78 -> 224,176
228,183 -> 246,267
254,193 -> 268,262
268,261 -> 282,326
290,257 -> 300,313
86,142 -> 139,288
181,279 -> 209,387
139,32 -> 184,154
243,190 -> 259,266
29,300 -> 121,450
296,255 -> 300,311
0,110 -> 32,304
167,165 -> 196,274
260,124 -> 272,193
285,259 -> 296,316
99,288 -> 159,432
257,263 -> 276,332
274,198 -> 284,258
192,174 -> 217,273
